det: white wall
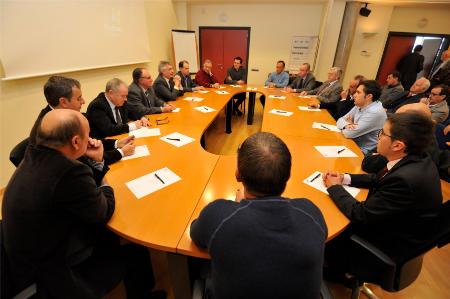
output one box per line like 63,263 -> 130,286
0,0 -> 183,187
188,3 -> 325,84
343,4 -> 394,85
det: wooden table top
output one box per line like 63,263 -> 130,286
105,85 -> 369,256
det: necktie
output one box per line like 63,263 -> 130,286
185,77 -> 189,88
298,78 -> 304,89
144,90 -> 151,107
317,82 -> 332,96
115,107 -> 122,125
376,165 -> 388,181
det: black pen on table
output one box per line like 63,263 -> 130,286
337,148 -> 345,154
167,138 -> 180,141
309,173 -> 321,183
276,110 -> 286,114
320,124 -> 330,130
154,172 -> 165,184
204,107 -> 209,111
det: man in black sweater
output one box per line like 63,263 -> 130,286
190,132 -> 327,299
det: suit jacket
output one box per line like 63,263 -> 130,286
288,73 -> 316,92
127,82 -> 164,119
177,71 -> 197,92
383,91 -> 426,113
429,101 -> 449,124
328,154 -> 442,261
153,74 -> 184,101
28,105 -> 117,174
431,60 -> 450,87
320,94 -> 355,120
86,93 -> 131,139
397,52 -> 424,89
379,83 -> 404,104
308,80 -> 343,103
2,145 -> 118,298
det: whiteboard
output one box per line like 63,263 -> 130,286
172,30 -> 199,73
288,36 -> 319,74
1,0 -> 150,80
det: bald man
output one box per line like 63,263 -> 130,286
362,103 -> 450,181
383,77 -> 430,113
2,109 -> 161,299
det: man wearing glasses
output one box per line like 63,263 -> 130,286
420,84 -> 449,124
127,68 -> 176,120
322,112 -> 442,282
336,80 -> 387,154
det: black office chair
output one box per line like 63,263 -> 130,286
0,220 -> 37,299
9,138 -> 29,167
345,200 -> 450,299
314,81 -> 323,89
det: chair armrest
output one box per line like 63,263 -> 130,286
350,234 -> 396,268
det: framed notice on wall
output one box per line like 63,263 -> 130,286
288,36 -> 319,74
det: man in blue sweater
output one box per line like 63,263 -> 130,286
190,132 -> 327,299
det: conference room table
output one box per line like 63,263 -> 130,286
105,84 -> 369,298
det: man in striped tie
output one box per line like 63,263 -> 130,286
300,66 -> 343,103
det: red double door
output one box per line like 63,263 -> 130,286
199,27 -> 250,83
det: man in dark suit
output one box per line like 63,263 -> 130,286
430,49 -> 450,88
322,112 -> 442,278
177,60 -> 205,92
153,61 -> 184,101
383,77 -> 430,113
87,78 -> 149,139
362,103 -> 450,182
190,132 -> 327,299
127,68 -> 176,120
308,75 -> 364,120
2,109 -> 163,299
285,63 -> 316,93
397,45 -> 425,91
29,76 -> 135,166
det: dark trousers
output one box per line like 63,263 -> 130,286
259,95 -> 266,107
232,93 -> 246,112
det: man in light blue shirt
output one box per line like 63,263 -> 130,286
260,60 -> 290,106
336,80 -> 387,154
265,60 -> 289,88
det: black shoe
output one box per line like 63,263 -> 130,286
234,109 -> 243,116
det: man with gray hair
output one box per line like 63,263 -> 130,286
153,61 -> 184,101
195,59 -> 220,88
300,66 -> 343,103
190,132 -> 327,299
3,109 -> 162,298
87,78 -> 149,138
383,77 -> 430,113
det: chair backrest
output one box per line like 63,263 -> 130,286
9,138 -> 29,167
314,81 -> 323,89
0,219 -> 8,298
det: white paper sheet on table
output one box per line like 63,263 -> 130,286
121,145 -> 150,161
314,146 -> 358,158
247,87 -> 258,91
269,109 -> 293,116
129,127 -> 161,138
298,106 -> 321,112
300,95 -> 314,98
268,95 -> 286,99
303,171 -> 360,197
183,97 -> 204,102
230,85 -> 243,88
172,108 -> 180,112
126,167 -> 181,199
215,90 -> 230,95
160,132 -> 195,147
218,86 -> 226,89
194,106 -> 216,113
312,122 -> 341,132
196,90 -> 209,94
